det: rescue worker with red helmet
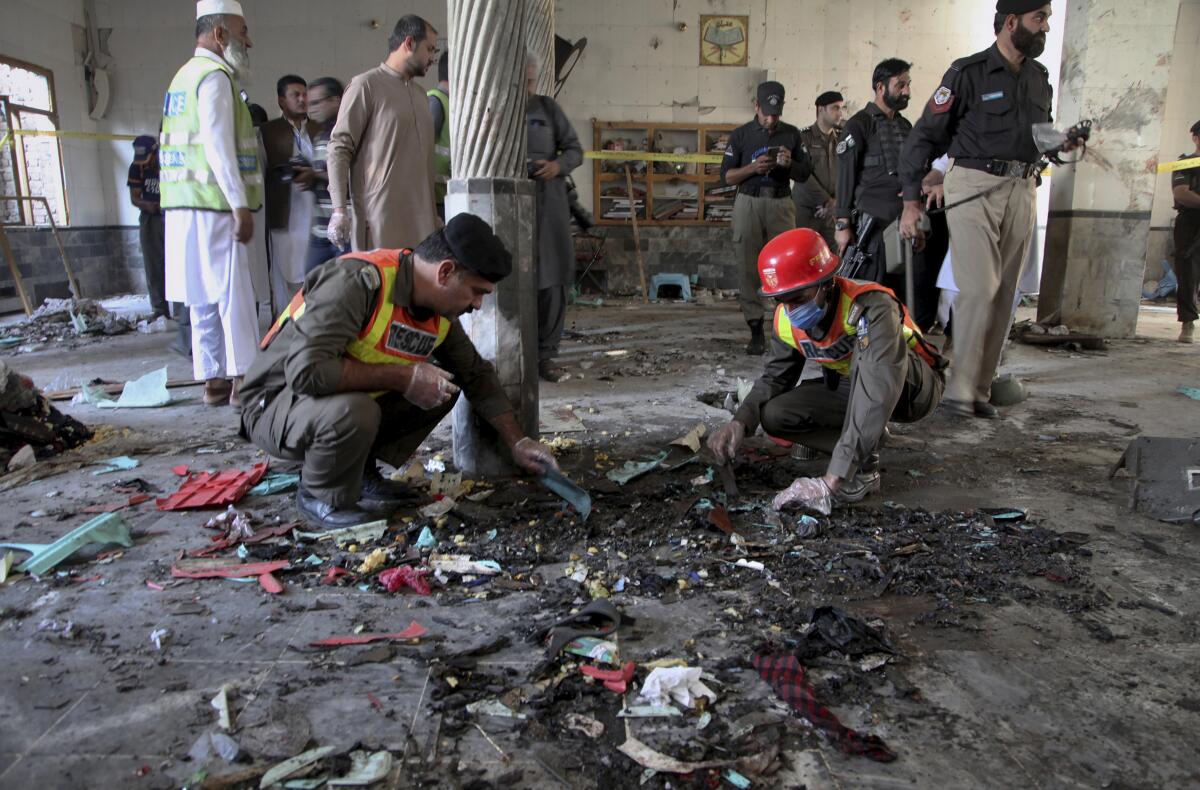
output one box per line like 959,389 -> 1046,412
707,227 -> 946,513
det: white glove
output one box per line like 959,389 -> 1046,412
327,209 -> 352,248
403,363 -> 459,410
772,476 -> 833,515
512,437 -> 560,475
706,421 -> 745,464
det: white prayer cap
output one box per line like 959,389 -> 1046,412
196,0 -> 245,19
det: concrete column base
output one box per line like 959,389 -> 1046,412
447,177 -> 539,476
1038,211 -> 1150,337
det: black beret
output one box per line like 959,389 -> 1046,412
444,213 -> 512,283
997,0 -> 1050,14
815,91 -> 844,107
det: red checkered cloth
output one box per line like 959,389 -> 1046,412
752,652 -> 897,762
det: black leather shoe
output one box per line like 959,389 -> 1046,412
973,401 -> 999,418
296,485 -> 373,528
360,466 -> 420,507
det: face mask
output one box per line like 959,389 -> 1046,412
787,298 -> 825,330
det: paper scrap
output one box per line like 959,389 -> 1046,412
96,366 -> 171,408
91,455 -> 139,476
670,422 -> 707,453
617,734 -> 730,774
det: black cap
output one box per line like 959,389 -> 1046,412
996,0 -> 1050,14
444,213 -> 512,283
132,135 -> 156,158
756,81 -> 785,113
814,91 -> 843,108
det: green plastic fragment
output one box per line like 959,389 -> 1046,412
1,513 -> 133,576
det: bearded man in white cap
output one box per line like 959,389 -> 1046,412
161,1 -> 268,407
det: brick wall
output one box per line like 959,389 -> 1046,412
580,225 -> 739,296
0,225 -> 142,313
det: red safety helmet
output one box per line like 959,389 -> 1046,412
757,228 -> 840,299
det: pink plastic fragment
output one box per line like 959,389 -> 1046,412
379,565 -> 432,595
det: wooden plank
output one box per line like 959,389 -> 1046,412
624,165 -> 649,303
0,222 -> 33,316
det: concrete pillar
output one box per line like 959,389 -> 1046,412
447,0 -> 539,475
1038,0 -> 1182,336
526,0 -> 555,96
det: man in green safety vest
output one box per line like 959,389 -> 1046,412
427,52 -> 451,220
161,0 -> 268,408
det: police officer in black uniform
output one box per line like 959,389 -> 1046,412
897,0 -> 1077,418
1171,120 -> 1200,344
723,81 -> 814,355
834,59 -> 913,286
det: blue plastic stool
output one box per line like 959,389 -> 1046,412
649,273 -> 692,301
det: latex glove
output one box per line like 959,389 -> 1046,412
327,208 -> 352,248
403,363 -> 459,410
512,437 -> 560,475
772,476 -> 833,515
706,420 -> 745,464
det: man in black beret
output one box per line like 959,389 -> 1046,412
793,91 -> 845,249
899,0 -> 1077,419
239,213 -> 560,526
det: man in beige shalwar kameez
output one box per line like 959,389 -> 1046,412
326,15 -> 440,251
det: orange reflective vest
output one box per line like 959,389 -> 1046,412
260,249 -> 452,393
773,277 -> 943,375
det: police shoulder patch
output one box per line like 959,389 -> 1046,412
836,135 -> 855,155
930,86 -> 954,115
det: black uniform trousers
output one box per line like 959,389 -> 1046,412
1175,210 -> 1200,323
243,389 -> 457,508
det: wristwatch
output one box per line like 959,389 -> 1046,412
834,219 -> 850,231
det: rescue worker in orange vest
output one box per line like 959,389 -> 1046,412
239,213 -> 560,527
707,228 -> 945,514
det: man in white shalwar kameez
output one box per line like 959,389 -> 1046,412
161,0 -> 267,408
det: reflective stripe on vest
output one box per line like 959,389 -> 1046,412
427,87 -> 451,200
773,277 -> 939,375
260,250 -> 452,396
159,56 -> 263,212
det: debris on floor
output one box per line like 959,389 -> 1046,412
0,359 -> 93,472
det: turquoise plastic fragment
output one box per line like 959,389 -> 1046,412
1,513 -> 133,575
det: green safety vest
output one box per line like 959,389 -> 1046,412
159,55 -> 263,212
427,87 -> 451,203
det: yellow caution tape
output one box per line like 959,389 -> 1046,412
0,129 -> 139,146
586,150 -> 723,164
1157,156 -> 1200,173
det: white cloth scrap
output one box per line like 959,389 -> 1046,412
636,667 -> 717,709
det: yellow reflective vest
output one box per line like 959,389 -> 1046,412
260,249 -> 452,396
427,87 -> 451,204
159,55 -> 263,212
773,277 -> 942,375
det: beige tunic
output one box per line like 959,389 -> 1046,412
326,62 -> 437,251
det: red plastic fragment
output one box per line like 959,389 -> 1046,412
172,465 -> 190,476
308,620 -> 428,647
171,560 -> 290,579
580,661 -> 636,693
259,572 -> 284,594
708,506 -> 734,536
367,693 -> 383,710
321,566 -> 354,585
156,462 -> 269,511
145,580 -> 164,591
189,523 -> 297,558
379,565 -> 432,595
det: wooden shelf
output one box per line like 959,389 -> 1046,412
593,120 -> 735,227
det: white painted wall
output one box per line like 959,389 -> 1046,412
1150,0 -> 1200,227
0,0 -> 1085,231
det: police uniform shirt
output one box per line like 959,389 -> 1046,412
899,43 -> 1053,201
795,124 -> 839,208
239,251 -> 511,420
835,104 -> 911,223
1172,154 -> 1200,215
721,119 -> 813,195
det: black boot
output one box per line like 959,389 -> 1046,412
296,484 -> 372,528
745,320 -> 766,355
359,463 -> 420,509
